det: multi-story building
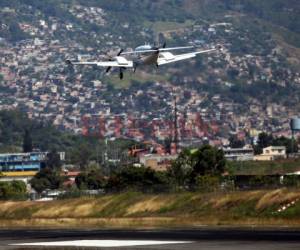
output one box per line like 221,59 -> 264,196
0,152 -> 65,185
223,147 -> 254,161
0,152 -> 47,172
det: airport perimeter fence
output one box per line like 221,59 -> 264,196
2,176 -> 300,201
56,175 -> 300,200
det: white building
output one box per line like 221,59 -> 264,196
254,146 -> 287,161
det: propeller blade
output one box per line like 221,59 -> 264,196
119,67 -> 125,79
106,66 -> 112,73
117,49 -> 124,56
162,42 -> 166,48
133,63 -> 138,73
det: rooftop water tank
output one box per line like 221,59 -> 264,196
290,118 -> 300,131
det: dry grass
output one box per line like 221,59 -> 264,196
211,191 -> 264,210
256,189 -> 300,211
126,195 -> 175,215
1,190 -> 300,228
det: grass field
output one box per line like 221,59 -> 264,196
227,158 -> 300,175
1,189 -> 300,228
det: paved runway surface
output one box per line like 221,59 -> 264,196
1,228 -> 300,249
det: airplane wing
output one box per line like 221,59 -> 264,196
66,56 -> 133,68
157,49 -> 216,66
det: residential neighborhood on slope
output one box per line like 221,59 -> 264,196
0,2 -> 299,148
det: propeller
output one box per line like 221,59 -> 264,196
105,49 -> 123,74
157,42 -> 166,68
106,66 -> 112,73
119,67 -> 125,79
119,70 -> 123,79
133,61 -> 139,73
117,49 -> 124,56
152,42 -> 167,52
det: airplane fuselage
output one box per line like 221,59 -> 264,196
140,52 -> 159,66
133,44 -> 160,66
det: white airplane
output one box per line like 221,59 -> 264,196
66,43 -> 220,79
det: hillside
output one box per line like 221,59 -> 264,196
1,189 -> 300,228
0,0 -> 299,143
1,1 -> 299,45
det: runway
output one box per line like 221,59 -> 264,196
1,228 -> 300,249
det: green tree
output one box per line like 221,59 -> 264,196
229,135 -> 245,148
168,149 -> 194,189
22,129 -> 33,153
75,170 -> 106,190
30,168 -> 63,193
70,143 -> 92,169
8,21 -> 28,42
168,145 -> 226,189
192,145 -> 226,177
273,136 -> 298,154
0,182 -> 12,199
254,132 -> 274,154
11,180 -> 27,193
195,175 -> 221,192
107,166 -> 169,192
0,181 -> 27,200
254,133 -> 298,154
46,149 -> 62,170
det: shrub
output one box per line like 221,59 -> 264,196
0,180 -> 27,200
195,175 -> 221,192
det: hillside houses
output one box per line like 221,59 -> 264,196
0,3 -> 299,147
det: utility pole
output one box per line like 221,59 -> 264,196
174,95 -> 178,145
173,94 -> 178,154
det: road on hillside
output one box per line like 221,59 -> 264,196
1,228 -> 300,249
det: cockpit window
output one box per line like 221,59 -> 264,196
135,45 -> 152,51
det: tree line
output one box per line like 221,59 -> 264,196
29,145 -> 226,195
